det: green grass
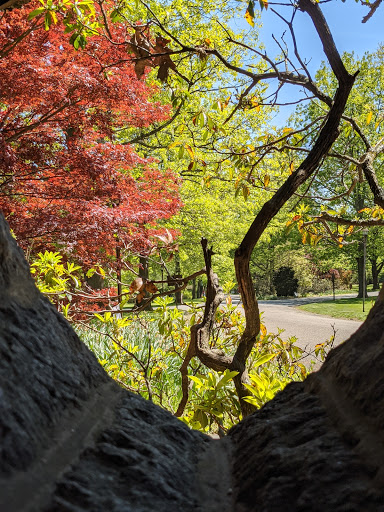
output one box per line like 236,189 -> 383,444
298,297 -> 377,321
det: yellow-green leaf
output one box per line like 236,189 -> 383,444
245,0 -> 255,26
169,141 -> 181,149
185,144 -> 195,160
28,7 -> 45,20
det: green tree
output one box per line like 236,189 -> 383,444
290,47 -> 384,296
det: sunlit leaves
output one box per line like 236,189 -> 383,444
245,0 -> 268,27
245,1 -> 255,27
31,251 -> 82,294
0,7 -> 181,267
109,8 -> 125,23
282,127 -> 294,136
359,206 -> 384,219
69,32 -> 87,49
28,0 -> 99,43
28,7 -> 46,20
184,144 -> 195,160
250,96 -> 260,111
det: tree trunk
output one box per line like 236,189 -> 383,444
116,246 -> 122,305
176,0 -> 357,419
174,252 -> 183,305
269,256 -> 275,295
137,255 -> 152,310
192,278 -> 196,300
356,256 -> 369,298
370,258 -> 384,291
371,258 -> 379,291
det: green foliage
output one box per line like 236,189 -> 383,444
165,178 -> 260,286
78,295 -> 326,434
20,0 -> 348,433
29,251 -> 83,317
273,266 -> 299,297
299,297 -> 376,322
285,46 -> 384,294
183,370 -> 240,431
30,251 -> 82,294
29,0 -> 101,46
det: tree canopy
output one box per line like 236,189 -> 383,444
1,0 -> 384,418
0,2 -> 181,266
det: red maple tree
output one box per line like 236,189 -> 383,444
0,2 -> 181,267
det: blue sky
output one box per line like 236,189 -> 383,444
259,0 -> 383,71
241,0 -> 384,124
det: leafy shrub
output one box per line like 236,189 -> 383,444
77,297 -> 331,434
273,266 -> 299,297
31,252 -> 332,434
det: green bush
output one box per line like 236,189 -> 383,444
273,266 -> 299,297
77,297 -> 330,434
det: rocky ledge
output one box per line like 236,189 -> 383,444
1,212 -> 383,511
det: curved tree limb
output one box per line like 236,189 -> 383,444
361,0 -> 383,22
175,238 -> 230,417
315,212 -> 384,228
231,0 -> 357,416
361,140 -> 384,208
122,100 -> 184,145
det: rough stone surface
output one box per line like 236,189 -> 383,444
47,393 -> 211,512
229,384 -> 384,511
0,215 -> 213,512
1,210 -> 384,511
228,290 -> 384,511
0,216 -> 109,477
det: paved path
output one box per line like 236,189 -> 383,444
231,293 -> 378,368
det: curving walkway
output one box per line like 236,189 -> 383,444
231,292 -> 378,368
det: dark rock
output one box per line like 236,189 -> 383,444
1,210 -> 384,511
0,214 -> 212,512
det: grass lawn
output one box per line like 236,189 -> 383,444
298,297 -> 377,322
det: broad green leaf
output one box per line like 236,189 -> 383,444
216,370 -> 238,389
28,8 -> 45,20
242,184 -> 250,201
44,11 -> 53,30
243,383 -> 259,396
253,352 -> 275,368
185,144 -> 195,160
188,375 -> 203,387
249,372 -> 266,390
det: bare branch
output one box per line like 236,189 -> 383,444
361,139 -> 384,207
122,100 -> 184,145
314,212 -> 384,227
361,0 -> 383,22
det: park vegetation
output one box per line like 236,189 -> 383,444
1,0 -> 384,431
